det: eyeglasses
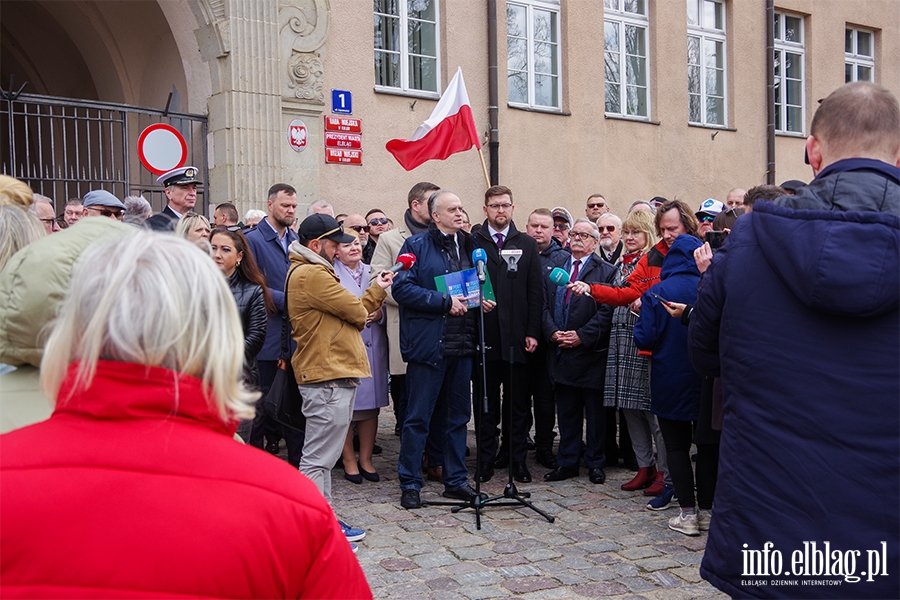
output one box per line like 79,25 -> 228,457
552,222 -> 569,230
587,203 -> 606,209
368,217 -> 389,226
226,225 -> 242,232
348,224 -> 370,233
86,206 -> 124,219
315,225 -> 344,240
599,225 -> 616,233
486,203 -> 513,211
698,215 -> 715,223
568,231 -> 596,241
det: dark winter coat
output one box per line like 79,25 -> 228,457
775,157 -> 899,216
473,221 -> 544,364
538,238 -> 571,274
542,253 -> 617,390
633,234 -> 702,421
392,225 -> 477,365
688,194 -> 899,599
226,271 -> 266,387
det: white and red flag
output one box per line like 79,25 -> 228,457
385,67 -> 481,171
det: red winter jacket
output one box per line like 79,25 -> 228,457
0,361 -> 372,599
589,239 -> 669,306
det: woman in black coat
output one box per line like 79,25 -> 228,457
210,226 -> 273,440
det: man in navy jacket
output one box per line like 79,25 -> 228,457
244,184 -> 301,464
689,81 -> 899,598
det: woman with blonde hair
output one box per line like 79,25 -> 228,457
602,209 -> 672,501
0,232 -> 370,598
175,211 -> 211,245
0,175 -> 34,208
0,206 -> 45,272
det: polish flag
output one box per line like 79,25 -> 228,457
386,67 -> 481,171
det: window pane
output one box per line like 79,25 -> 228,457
407,0 -> 435,21
625,25 -> 646,56
786,79 -> 801,105
687,36 -> 700,65
507,37 -> 528,71
687,0 -> 699,26
409,55 -> 437,91
786,106 -> 802,132
604,0 -> 617,9
626,85 -> 647,116
606,52 -> 621,83
375,14 -> 400,51
774,99 -> 782,130
534,74 -> 558,107
858,65 -> 873,81
506,3 -> 527,38
409,20 -> 436,55
845,28 -> 853,53
689,94 -> 701,122
845,62 -> 853,82
605,21 -> 620,52
374,0 -> 399,15
704,0 -> 723,30
706,68 -> 723,96
784,16 -> 802,43
785,52 -> 801,79
534,42 -> 558,75
627,55 -> 646,86
624,0 -> 645,15
705,40 -> 723,69
375,51 -> 401,87
773,51 -> 781,77
508,71 -> 528,103
688,65 -> 701,94
533,9 -> 557,43
706,96 -> 723,125
857,31 -> 872,56
606,82 -> 621,113
774,13 -> 781,41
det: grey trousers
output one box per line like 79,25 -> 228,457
298,383 -> 357,504
623,409 -> 671,484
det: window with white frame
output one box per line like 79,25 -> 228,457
774,12 -> 805,134
845,27 -> 875,83
507,0 -> 562,110
687,0 -> 726,126
604,0 -> 649,118
374,0 -> 439,94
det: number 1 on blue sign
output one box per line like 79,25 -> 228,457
331,89 -> 352,115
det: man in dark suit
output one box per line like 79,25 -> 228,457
542,218 -> 616,484
145,166 -> 200,231
472,185 -> 543,484
244,183 -> 302,464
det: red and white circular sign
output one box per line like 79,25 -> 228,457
138,123 -> 188,175
288,119 -> 308,152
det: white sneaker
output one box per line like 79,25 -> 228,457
668,511 -> 700,536
698,509 -> 712,531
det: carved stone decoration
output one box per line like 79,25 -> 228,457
280,0 -> 329,103
288,52 -> 324,104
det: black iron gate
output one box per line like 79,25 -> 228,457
1,90 -> 208,215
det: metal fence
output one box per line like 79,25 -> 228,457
1,90 -> 208,215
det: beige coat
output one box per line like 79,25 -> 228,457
369,225 -> 412,375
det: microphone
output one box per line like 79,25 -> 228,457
387,252 -> 416,274
472,248 -> 487,283
548,267 -> 569,286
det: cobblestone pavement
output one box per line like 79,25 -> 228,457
306,409 -> 728,600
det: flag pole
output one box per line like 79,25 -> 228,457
477,147 -> 490,188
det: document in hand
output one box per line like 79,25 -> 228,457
435,268 -> 496,308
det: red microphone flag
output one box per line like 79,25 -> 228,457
385,67 -> 481,171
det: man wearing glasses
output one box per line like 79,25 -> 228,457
596,213 -> 624,264
82,190 -> 126,221
694,199 -> 724,238
472,185 -> 543,485
551,206 -> 574,249
362,209 -> 390,264
585,194 -> 611,222
28,195 -> 61,234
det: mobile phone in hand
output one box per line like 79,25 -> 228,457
650,292 -> 671,305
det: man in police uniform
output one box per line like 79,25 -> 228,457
146,166 -> 201,231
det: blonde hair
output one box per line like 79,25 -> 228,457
0,206 -> 46,272
0,175 -> 35,208
622,209 -> 659,254
175,212 -> 211,239
41,231 -> 257,422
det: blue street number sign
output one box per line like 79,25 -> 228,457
332,90 -> 352,115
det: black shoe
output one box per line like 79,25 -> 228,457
526,435 -> 536,451
535,448 -> 557,469
442,484 -> 487,502
372,443 -> 383,455
494,446 -> 509,469
400,489 -> 421,509
477,464 -> 495,483
265,440 -> 279,455
589,467 -> 606,484
358,462 -> 380,482
344,472 -> 363,484
394,423 -> 402,436
512,461 -> 532,483
544,466 -> 579,482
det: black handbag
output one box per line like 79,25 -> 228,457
260,266 -> 306,431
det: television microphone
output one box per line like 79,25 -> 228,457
471,248 -> 487,283
548,267 -> 570,286
386,252 -> 416,275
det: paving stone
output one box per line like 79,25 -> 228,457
619,546 -> 662,560
452,546 -> 497,561
503,577 -> 560,594
426,577 -> 462,591
572,581 -> 630,597
452,570 -> 503,587
671,552 -> 703,566
620,576 -> 660,593
577,540 -> 623,553
635,557 -> 682,572
610,562 -> 641,577
383,581 -> 433,597
479,554 -> 529,568
412,552 -> 460,568
457,585 -> 509,599
671,566 -> 704,583
380,558 -> 418,571
522,548 -> 563,562
647,571 -> 682,588
497,564 -> 543,578
581,566 -> 619,581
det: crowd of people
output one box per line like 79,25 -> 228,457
0,80 -> 897,599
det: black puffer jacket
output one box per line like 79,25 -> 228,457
227,272 -> 267,387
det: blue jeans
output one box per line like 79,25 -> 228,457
398,358 -> 472,491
